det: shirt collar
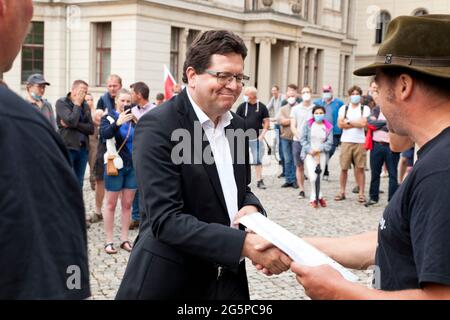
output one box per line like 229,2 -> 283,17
187,88 -> 233,129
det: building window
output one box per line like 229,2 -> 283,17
21,21 -> 44,84
304,49 -> 310,87
170,27 -> 180,82
375,11 -> 391,44
187,29 -> 200,48
313,50 -> 323,94
413,8 -> 428,16
95,22 -> 111,87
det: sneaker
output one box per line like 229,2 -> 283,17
323,174 -> 329,182
310,200 -> 319,209
319,198 -> 327,207
304,175 -> 309,181
281,182 -> 293,188
298,191 -> 306,199
292,182 -> 299,189
257,180 -> 267,190
352,186 -> 360,194
364,200 -> 379,207
129,220 -> 140,230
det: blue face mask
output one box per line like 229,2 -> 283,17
314,114 -> 325,123
31,92 -> 42,101
323,92 -> 332,100
350,95 -> 361,105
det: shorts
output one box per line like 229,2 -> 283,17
340,142 -> 367,170
104,165 -> 137,192
249,139 -> 264,165
401,147 -> 415,167
292,141 -> 304,166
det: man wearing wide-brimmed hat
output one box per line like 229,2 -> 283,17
288,14 -> 450,299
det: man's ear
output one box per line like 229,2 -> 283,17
186,67 -> 196,88
399,74 -> 414,101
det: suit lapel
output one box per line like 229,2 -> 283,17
176,91 -> 229,219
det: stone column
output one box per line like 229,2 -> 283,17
242,36 -> 256,87
178,28 -> 189,84
287,42 -> 300,86
255,37 -> 276,104
308,48 -> 317,89
339,54 -> 346,97
298,46 -> 307,88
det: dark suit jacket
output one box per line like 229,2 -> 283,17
116,89 -> 265,300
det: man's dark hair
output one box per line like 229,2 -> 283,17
156,93 -> 165,101
287,84 -> 298,91
130,82 -> 150,100
72,80 -> 88,89
182,30 -> 247,84
380,67 -> 450,100
312,105 -> 326,114
348,85 -> 363,96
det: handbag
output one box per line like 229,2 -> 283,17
106,123 -> 132,176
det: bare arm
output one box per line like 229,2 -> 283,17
304,231 -> 378,270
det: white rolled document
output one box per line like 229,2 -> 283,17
239,212 -> 359,282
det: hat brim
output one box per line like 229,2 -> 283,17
354,63 -> 450,79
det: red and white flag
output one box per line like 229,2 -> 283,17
164,65 -> 176,100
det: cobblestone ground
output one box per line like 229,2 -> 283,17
83,140 -> 387,300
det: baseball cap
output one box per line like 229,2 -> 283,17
322,85 -> 332,92
26,73 -> 50,86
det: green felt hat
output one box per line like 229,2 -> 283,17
354,15 -> 450,79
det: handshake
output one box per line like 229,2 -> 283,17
241,232 -> 292,276
235,206 -> 292,276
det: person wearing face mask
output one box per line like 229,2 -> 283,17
290,86 -> 314,198
300,106 -> 333,208
335,86 -> 371,203
25,73 -> 57,130
313,85 -> 344,181
277,84 -> 300,189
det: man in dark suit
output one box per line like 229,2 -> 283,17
116,30 -> 292,300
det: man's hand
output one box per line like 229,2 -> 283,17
60,119 -> 69,128
73,87 -> 86,106
232,205 -> 259,228
242,233 -> 292,276
291,263 -> 348,300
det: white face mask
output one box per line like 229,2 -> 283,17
287,97 -> 297,105
243,95 -> 249,102
302,93 -> 311,101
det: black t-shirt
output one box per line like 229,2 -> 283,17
0,87 -> 90,299
236,102 -> 269,138
375,126 -> 450,291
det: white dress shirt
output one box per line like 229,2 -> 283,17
187,89 -> 239,227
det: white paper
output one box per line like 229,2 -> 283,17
240,212 -> 359,282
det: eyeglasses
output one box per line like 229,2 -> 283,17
204,70 -> 250,86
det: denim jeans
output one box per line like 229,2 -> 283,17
280,138 -> 296,184
369,142 -> 400,202
69,146 -> 89,189
132,190 -> 140,222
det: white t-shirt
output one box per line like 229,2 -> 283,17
338,104 -> 371,144
290,103 -> 313,141
310,122 -> 327,150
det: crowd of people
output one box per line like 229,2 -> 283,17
1,0 -> 449,300
239,80 -> 404,210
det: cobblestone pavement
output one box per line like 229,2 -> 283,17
83,144 -> 387,300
